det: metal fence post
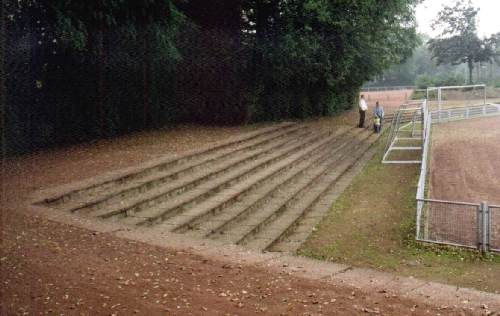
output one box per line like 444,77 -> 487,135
477,204 -> 482,251
478,202 -> 490,253
483,202 -> 490,252
416,200 -> 422,239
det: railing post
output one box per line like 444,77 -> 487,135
416,200 -> 422,239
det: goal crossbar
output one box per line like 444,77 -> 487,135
426,84 -> 485,91
426,84 -> 487,112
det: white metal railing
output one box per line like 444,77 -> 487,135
382,100 -> 425,164
415,99 -> 430,238
382,94 -> 500,251
414,97 -> 500,252
431,103 -> 500,123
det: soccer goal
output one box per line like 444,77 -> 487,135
382,100 -> 426,164
426,84 -> 486,112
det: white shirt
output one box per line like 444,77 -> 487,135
359,98 -> 368,111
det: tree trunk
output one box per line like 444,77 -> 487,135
467,58 -> 474,85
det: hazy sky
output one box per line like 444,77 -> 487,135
416,0 -> 500,37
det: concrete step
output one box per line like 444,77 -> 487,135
43,122 -> 297,208
107,130 -> 332,224
165,127 -> 359,236
209,130 -> 375,247
241,133 -> 379,251
53,124 -> 307,213
190,128 -> 364,239
269,138 -> 380,253
76,128 -> 311,218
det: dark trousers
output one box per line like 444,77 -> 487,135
374,118 -> 383,133
358,110 -> 366,128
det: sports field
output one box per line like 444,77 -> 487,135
427,115 -> 500,250
429,115 -> 500,204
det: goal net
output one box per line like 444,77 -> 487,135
426,84 -> 486,112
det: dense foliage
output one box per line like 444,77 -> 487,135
3,0 -> 420,154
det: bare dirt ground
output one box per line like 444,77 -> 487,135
361,90 -> 412,113
0,113 -> 494,315
430,116 -> 500,204
428,115 -> 500,249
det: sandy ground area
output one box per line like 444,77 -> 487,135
0,113 -> 485,315
428,115 -> 500,249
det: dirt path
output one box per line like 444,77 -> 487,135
1,116 -> 497,315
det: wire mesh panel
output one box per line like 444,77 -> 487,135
417,199 -> 480,249
490,205 -> 500,252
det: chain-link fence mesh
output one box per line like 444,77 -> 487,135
491,205 -> 500,252
417,199 -> 480,249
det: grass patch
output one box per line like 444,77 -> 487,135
299,139 -> 500,293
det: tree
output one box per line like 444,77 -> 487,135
241,0 -> 420,116
428,0 -> 499,84
4,0 -> 182,153
5,0 -> 421,154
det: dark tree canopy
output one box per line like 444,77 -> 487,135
4,0 -> 420,154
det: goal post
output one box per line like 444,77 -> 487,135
426,84 -> 486,111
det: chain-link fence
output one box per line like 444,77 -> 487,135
417,199 -> 500,253
491,205 -> 500,252
417,199 -> 480,249
413,99 -> 500,253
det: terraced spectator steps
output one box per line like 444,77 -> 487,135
41,122 -> 299,207
38,122 -> 380,252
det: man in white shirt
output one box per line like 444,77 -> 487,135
359,95 -> 368,128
